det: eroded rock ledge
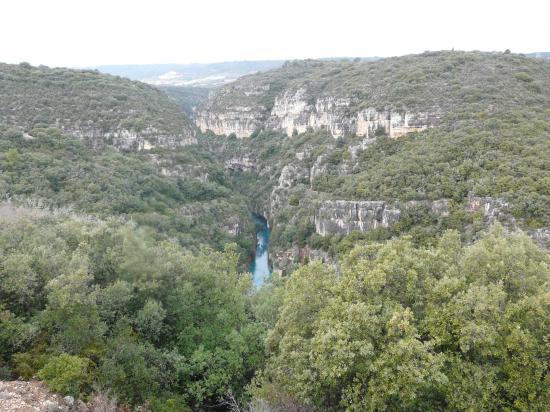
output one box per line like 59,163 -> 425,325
196,88 -> 440,139
314,199 -> 450,236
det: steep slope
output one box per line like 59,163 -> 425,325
0,63 -> 197,150
0,125 -> 254,256
158,85 -> 210,116
0,65 -> 255,259
196,51 -> 549,138
200,51 -> 550,272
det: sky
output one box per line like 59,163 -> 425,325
1,0 -> 548,67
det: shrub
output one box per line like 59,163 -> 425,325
37,353 -> 92,397
514,72 -> 533,82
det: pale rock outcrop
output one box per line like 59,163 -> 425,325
0,380 -> 78,412
273,245 -> 331,274
147,154 -> 210,182
314,199 -> 451,236
278,164 -> 309,188
310,154 -> 330,181
466,197 -> 509,220
528,228 -> 550,248
314,200 -> 401,236
356,109 -> 434,139
60,124 -> 197,151
195,87 -> 440,139
224,156 -> 256,172
430,199 -> 450,216
195,106 -> 264,138
223,216 -> 245,237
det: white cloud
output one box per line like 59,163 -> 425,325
0,0 -> 548,67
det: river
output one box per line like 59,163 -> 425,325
250,214 -> 271,287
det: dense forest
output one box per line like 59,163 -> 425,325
0,52 -> 548,411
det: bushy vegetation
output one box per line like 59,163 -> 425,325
205,52 -> 550,261
254,226 -> 550,410
203,51 -> 550,113
0,125 -> 253,256
0,51 -> 548,410
0,62 -> 196,141
1,217 -> 546,410
312,107 -> 550,227
0,217 -> 265,409
159,86 -> 210,116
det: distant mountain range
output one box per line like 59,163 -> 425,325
528,52 -> 550,59
94,61 -> 286,87
93,58 -> 381,87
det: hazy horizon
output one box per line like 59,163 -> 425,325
1,0 -> 548,68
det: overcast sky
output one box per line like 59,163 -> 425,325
1,0 -> 548,67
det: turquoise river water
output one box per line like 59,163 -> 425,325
250,214 -> 271,287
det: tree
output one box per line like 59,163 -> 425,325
257,226 -> 550,410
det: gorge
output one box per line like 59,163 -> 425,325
250,213 -> 271,286
0,50 -> 548,411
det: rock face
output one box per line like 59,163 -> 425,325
224,155 -> 256,172
196,87 -> 439,139
195,106 -> 264,138
0,380 -> 123,411
147,154 -> 210,181
65,125 -> 197,151
528,228 -> 550,248
278,164 -> 309,188
315,200 -> 401,235
314,199 -> 451,236
465,196 -> 509,220
274,245 -> 331,274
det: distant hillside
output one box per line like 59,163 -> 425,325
0,62 -> 197,150
0,123 -> 254,257
94,58 -> 381,88
158,85 -> 210,116
528,51 -> 550,59
196,51 -> 550,138
95,60 -> 286,87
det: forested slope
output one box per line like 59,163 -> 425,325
0,63 -> 197,150
198,52 -> 550,271
0,52 -> 548,411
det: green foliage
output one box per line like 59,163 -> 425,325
0,125 -> 253,257
515,71 -> 533,82
37,353 -> 92,397
0,51 -> 549,411
0,63 -> 196,142
158,86 -> 210,116
0,217 -> 266,408
205,51 -> 550,114
257,226 -> 550,410
201,51 -> 550,264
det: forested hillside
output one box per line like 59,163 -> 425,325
0,52 -> 549,411
0,63 -> 197,150
158,86 -> 210,116
0,125 -> 254,258
203,51 -> 549,112
198,51 -> 550,272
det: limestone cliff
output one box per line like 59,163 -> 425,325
314,199 -> 450,236
61,124 -> 197,151
195,106 -> 264,139
194,56 -> 455,139
196,88 -> 439,139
